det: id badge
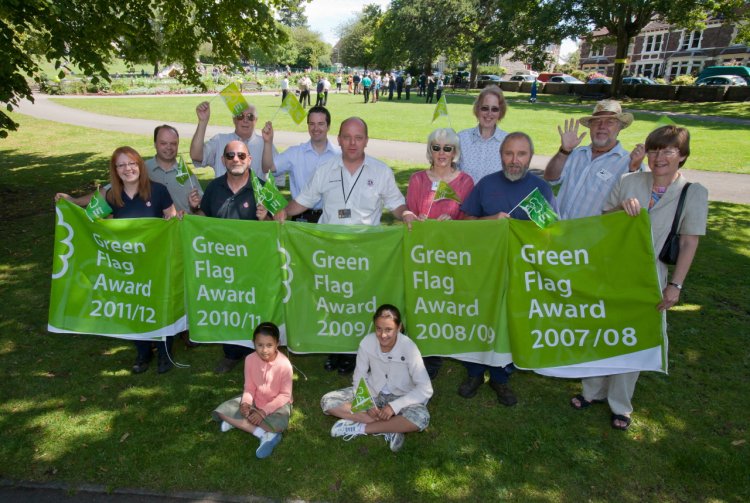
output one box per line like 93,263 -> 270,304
596,168 -> 613,181
338,208 -> 352,219
431,181 -> 439,191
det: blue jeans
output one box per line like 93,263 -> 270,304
134,336 -> 174,363
463,361 -> 511,384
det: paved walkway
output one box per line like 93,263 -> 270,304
15,94 -> 750,204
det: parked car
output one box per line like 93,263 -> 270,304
548,75 -> 584,84
622,76 -> 657,85
695,75 -> 748,86
477,74 -> 503,88
508,74 -> 536,82
696,65 -> 750,84
537,72 -> 562,82
587,77 -> 612,84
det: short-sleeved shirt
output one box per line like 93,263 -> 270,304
194,132 -> 280,185
461,171 -> 558,220
200,174 -> 260,221
552,142 -> 634,220
275,140 -> 341,209
457,126 -> 508,184
110,182 -> 173,219
295,155 -> 405,225
145,157 -> 203,213
361,77 -> 372,88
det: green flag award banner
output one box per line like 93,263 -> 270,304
507,211 -> 666,377
180,215 -> 284,347
403,220 -> 512,367
48,200 -> 185,339
280,222 -> 404,353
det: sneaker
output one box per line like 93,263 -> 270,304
220,421 -> 234,432
383,432 -> 405,452
214,357 -> 240,374
330,419 -> 363,441
256,432 -> 282,459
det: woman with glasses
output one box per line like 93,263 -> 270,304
406,128 -> 474,222
576,125 -> 708,431
457,85 -> 509,184
106,146 -> 178,374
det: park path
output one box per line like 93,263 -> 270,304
15,93 -> 750,204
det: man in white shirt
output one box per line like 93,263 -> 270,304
260,106 -> 340,223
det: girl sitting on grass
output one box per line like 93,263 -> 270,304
212,322 -> 292,459
321,304 -> 433,452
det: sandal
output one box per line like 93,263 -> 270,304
570,394 -> 605,410
611,414 -> 632,431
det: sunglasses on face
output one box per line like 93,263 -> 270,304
234,113 -> 256,121
224,152 -> 248,160
431,144 -> 455,153
479,106 -> 501,113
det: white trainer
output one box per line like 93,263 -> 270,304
384,432 -> 405,452
330,419 -> 363,441
220,421 -> 234,432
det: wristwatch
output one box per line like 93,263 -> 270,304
558,146 -> 572,156
668,281 -> 682,290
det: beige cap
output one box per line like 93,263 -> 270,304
579,100 -> 634,129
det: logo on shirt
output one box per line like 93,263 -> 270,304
367,179 -> 374,186
146,201 -> 152,207
243,202 -> 249,208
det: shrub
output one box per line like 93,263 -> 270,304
477,65 -> 507,76
571,70 -> 586,81
671,75 -> 696,86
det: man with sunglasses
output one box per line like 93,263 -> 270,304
192,141 -> 269,373
260,106 -> 340,224
543,100 -> 644,220
190,101 -> 281,187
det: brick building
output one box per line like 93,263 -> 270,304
579,19 -> 749,81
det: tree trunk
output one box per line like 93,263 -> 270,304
470,54 -> 479,89
611,31 -> 630,98
153,63 -> 159,77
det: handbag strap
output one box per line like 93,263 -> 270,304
668,182 -> 692,235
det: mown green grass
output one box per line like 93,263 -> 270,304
48,93 -> 750,173
1,114 -> 749,501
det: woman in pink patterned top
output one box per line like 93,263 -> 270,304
406,128 -> 474,221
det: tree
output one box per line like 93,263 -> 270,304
278,2 -> 310,27
566,0 -> 749,96
290,27 -> 331,69
0,0 -> 301,137
336,5 -> 383,70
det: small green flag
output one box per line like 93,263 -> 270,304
219,82 -> 250,117
432,94 -> 448,122
433,180 -> 461,203
84,190 -> 113,221
250,170 -> 289,215
655,115 -> 676,128
175,155 -> 194,186
517,188 -> 558,229
280,92 -> 307,125
351,377 -> 375,413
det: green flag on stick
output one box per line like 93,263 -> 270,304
175,155 -> 195,187
219,82 -> 250,117
280,92 -> 307,125
432,94 -> 449,123
434,180 -> 461,203
251,170 -> 288,215
655,115 -> 676,128
516,188 -> 559,229
351,377 -> 375,412
84,189 -> 112,221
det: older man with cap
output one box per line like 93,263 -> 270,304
544,100 -> 644,220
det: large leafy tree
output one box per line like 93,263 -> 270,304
566,0 -> 749,96
0,0 -> 301,137
336,5 -> 383,70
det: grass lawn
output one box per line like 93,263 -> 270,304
1,114 -> 749,501
48,93 -> 750,174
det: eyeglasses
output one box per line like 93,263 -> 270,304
115,161 -> 138,169
646,148 -> 681,158
479,106 -> 501,113
224,152 -> 248,160
431,144 -> 455,153
234,113 -> 256,121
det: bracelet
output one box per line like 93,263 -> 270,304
558,146 -> 572,156
668,281 -> 682,290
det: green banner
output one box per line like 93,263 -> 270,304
280,222 -> 404,353
403,220 -> 511,366
48,200 -> 185,339
181,215 -> 284,346
507,211 -> 665,375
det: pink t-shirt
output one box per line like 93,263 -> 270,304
406,170 -> 474,220
241,351 -> 293,415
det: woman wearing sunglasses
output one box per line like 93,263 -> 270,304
406,128 -> 474,222
457,85 -> 509,184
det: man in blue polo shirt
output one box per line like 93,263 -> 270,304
459,131 -> 557,406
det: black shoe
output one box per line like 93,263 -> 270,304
324,354 -> 339,371
157,356 -> 174,374
132,361 -> 149,374
337,355 -> 356,374
458,375 -> 484,398
488,381 -> 518,407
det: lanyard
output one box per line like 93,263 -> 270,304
340,164 -> 365,207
